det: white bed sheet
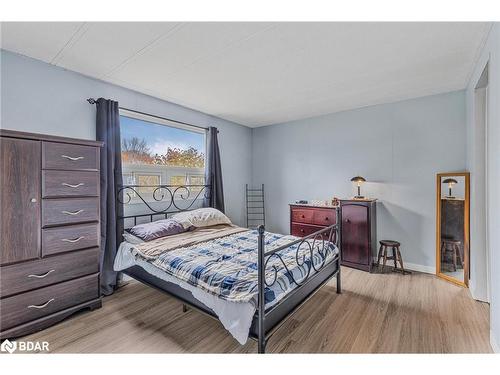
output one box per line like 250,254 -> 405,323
114,241 -> 256,344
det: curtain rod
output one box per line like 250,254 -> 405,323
86,98 -> 210,132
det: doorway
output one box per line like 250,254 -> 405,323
471,63 -> 490,302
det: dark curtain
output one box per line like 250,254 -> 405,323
96,98 -> 123,295
204,127 -> 225,212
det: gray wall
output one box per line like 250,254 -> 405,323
466,23 -> 500,352
0,49 -> 252,227
252,91 -> 467,272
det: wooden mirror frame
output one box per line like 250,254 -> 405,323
436,172 -> 470,287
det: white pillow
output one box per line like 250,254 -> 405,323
172,208 -> 231,229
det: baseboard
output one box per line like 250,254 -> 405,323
491,330 -> 500,353
403,262 -> 435,274
469,279 -> 490,302
372,257 -> 434,274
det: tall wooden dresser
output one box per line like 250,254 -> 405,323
0,130 -> 102,339
340,199 -> 377,272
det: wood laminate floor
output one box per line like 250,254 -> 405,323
23,266 -> 492,353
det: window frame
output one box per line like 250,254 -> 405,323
120,108 -> 207,137
118,109 -> 207,204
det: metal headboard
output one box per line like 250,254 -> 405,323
117,184 -> 211,228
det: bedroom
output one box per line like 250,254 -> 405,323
1,0 -> 499,373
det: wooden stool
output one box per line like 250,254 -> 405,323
377,240 -> 407,274
440,239 -> 462,271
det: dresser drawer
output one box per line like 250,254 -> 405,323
1,273 -> 99,330
42,170 -> 99,198
42,198 -> 99,227
291,208 -> 314,223
0,248 -> 99,298
42,142 -> 99,171
42,223 -> 99,256
291,223 -> 327,238
312,208 -> 336,226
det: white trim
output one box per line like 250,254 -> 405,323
485,83 -> 491,304
372,257 -> 434,274
469,270 -> 489,302
490,330 -> 500,353
468,62 -> 491,304
403,262 -> 435,274
469,277 -> 477,298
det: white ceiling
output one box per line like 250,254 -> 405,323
1,22 -> 491,127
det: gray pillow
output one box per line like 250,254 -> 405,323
128,218 -> 186,242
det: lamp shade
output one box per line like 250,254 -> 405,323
442,178 -> 458,184
350,176 -> 366,183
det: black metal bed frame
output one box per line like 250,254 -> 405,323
117,184 -> 341,353
118,183 -> 211,226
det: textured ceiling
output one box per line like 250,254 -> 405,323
1,22 -> 491,127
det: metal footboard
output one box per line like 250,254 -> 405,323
256,208 -> 341,353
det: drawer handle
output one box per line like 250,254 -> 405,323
301,215 -> 305,219
28,299 -> 55,309
62,209 -> 84,216
325,217 -> 329,221
61,155 -> 84,161
61,236 -> 85,243
62,182 -> 85,188
27,269 -> 55,279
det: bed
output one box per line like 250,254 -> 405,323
113,184 -> 341,353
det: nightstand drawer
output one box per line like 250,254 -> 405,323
1,274 -> 99,330
312,208 -> 336,226
42,142 -> 98,171
291,223 -> 327,238
42,223 -> 99,256
42,198 -> 99,227
0,248 -> 99,298
42,170 -> 99,198
291,208 -> 314,223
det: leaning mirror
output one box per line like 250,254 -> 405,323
436,172 -> 470,286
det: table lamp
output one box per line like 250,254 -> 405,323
351,176 -> 366,199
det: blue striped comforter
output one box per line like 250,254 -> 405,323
149,229 -> 338,307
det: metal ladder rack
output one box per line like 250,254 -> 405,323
246,184 -> 265,229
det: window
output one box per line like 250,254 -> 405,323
169,175 -> 187,186
188,174 -> 205,193
189,174 -> 205,185
120,110 -> 206,202
136,173 -> 161,195
122,172 -> 134,186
